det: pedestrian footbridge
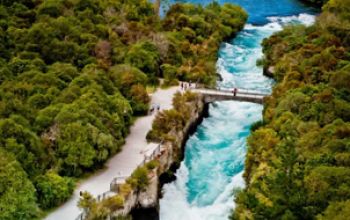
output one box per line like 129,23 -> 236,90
190,88 -> 268,104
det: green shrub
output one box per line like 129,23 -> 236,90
0,0 -> 247,214
234,1 -> 350,219
127,167 -> 149,191
146,160 -> 160,170
35,171 -> 75,209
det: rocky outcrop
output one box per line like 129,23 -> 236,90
80,93 -> 207,220
127,94 -> 207,219
113,169 -> 159,217
263,65 -> 275,77
138,169 -> 159,208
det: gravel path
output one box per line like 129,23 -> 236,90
46,86 -> 179,220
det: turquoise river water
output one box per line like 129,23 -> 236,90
159,1 -> 318,219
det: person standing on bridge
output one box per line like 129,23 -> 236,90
233,88 -> 237,96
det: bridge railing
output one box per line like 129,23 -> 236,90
189,84 -> 269,97
217,88 -> 269,96
110,140 -> 163,192
193,83 -> 270,96
76,140 -> 164,219
191,88 -> 268,97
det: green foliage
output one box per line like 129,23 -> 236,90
77,191 -> 124,220
234,1 -> 350,219
250,120 -> 266,132
0,149 -> 39,219
35,171 -> 75,209
125,41 -> 160,80
128,84 -> 150,115
127,167 -> 149,191
161,64 -> 179,86
0,0 -> 247,215
162,2 -> 247,85
317,200 -> 350,220
37,0 -> 65,18
147,91 -> 198,142
146,160 -> 160,170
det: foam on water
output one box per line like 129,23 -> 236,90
160,7 -> 316,220
267,13 -> 317,26
160,102 -> 262,220
218,13 -> 315,93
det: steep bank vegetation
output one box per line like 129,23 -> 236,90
233,0 -> 350,219
161,3 -> 247,85
80,90 -> 205,219
0,0 -> 246,218
146,91 -> 199,142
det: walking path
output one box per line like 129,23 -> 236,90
46,86 -> 179,220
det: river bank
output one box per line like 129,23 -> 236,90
131,94 -> 210,220
108,91 -> 207,219
233,0 -> 350,218
159,1 -> 318,220
73,91 -> 208,219
46,86 -> 179,220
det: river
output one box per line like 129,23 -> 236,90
159,1 -> 317,220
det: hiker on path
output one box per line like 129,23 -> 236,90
150,104 -> 154,114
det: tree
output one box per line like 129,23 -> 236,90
129,84 -> 150,115
109,64 -> 148,96
127,167 -> 149,192
0,0 -> 249,215
35,171 -> 75,209
0,149 -> 39,219
318,200 -> 350,220
125,41 -> 160,79
57,122 -> 96,176
37,0 -> 65,18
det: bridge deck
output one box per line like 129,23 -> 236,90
191,88 -> 268,104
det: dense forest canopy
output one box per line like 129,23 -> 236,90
233,0 -> 350,219
0,0 -> 247,218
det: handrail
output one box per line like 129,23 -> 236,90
76,140 -> 165,220
188,83 -> 270,96
193,89 -> 266,99
191,87 -> 269,97
76,212 -> 87,220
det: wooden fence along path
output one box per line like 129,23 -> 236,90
76,142 -> 163,220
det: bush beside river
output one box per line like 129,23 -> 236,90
233,0 -> 350,219
0,0 -> 246,218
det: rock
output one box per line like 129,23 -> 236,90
263,66 -> 275,77
138,170 -> 158,208
115,94 -> 206,218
